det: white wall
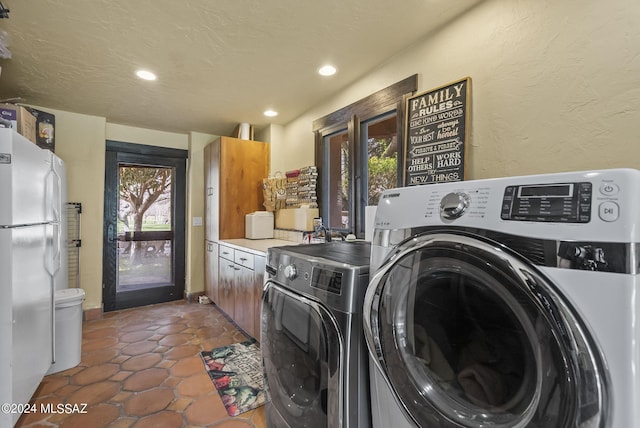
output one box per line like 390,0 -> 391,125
277,0 -> 640,178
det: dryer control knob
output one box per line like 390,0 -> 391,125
440,192 -> 470,219
284,264 -> 298,280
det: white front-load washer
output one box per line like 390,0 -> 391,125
363,169 -> 640,428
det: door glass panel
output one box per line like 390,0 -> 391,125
374,246 -> 573,427
323,130 -> 350,230
117,165 -> 173,291
362,112 -> 398,206
262,286 -> 329,427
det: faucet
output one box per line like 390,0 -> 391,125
324,227 -> 333,242
315,225 -> 349,242
307,221 -> 334,242
304,219 -> 347,243
313,224 -> 331,242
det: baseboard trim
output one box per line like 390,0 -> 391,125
83,295 -> 204,320
184,290 -> 205,303
83,307 -> 103,321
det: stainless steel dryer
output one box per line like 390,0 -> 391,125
261,241 -> 371,428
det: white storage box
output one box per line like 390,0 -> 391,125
275,207 -> 320,231
245,211 -> 274,239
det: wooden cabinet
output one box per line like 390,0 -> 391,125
216,244 -> 265,340
234,265 -> 255,336
203,136 -> 269,305
204,136 -> 270,241
204,240 -> 219,304
218,245 -> 237,318
253,255 -> 266,340
233,249 -> 255,336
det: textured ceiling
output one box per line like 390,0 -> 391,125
0,0 -> 481,136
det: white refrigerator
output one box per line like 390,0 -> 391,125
0,127 -> 67,427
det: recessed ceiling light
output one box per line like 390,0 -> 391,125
136,70 -> 157,81
264,110 -> 278,117
318,65 -> 337,76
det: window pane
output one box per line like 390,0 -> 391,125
363,113 -> 398,206
324,130 -> 350,230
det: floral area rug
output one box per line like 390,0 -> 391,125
200,339 -> 267,416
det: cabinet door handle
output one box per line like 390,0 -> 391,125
239,257 -> 247,262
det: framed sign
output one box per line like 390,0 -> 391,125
404,77 -> 471,186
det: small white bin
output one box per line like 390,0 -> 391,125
245,211 -> 274,239
47,288 -> 85,375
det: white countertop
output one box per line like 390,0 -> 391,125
220,238 -> 298,255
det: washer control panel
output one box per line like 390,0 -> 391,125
283,264 -> 298,280
596,182 -> 620,223
440,192 -> 471,219
501,182 -> 592,223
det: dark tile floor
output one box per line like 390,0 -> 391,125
16,300 -> 267,428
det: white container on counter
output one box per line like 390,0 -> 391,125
275,207 -> 319,231
245,211 -> 274,239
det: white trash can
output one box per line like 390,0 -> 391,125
47,288 -> 85,375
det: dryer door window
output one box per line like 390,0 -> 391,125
364,232 -> 607,428
262,283 -> 342,428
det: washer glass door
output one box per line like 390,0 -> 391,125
364,232 -> 607,428
262,283 -> 341,428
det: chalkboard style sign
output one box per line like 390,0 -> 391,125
404,77 -> 471,186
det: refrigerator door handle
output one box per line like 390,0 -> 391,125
45,165 -> 63,223
45,223 -> 61,276
44,223 -> 59,365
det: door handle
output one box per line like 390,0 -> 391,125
108,223 -> 116,242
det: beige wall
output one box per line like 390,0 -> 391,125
43,110 -> 214,312
49,109 -> 106,312
256,124 -> 285,175
187,132 -> 218,296
276,0 -> 640,177
39,0 -> 640,312
106,124 -> 189,149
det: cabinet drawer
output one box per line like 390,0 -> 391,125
219,245 -> 235,261
234,250 -> 255,270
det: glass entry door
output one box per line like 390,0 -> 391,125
117,165 -> 173,292
103,141 -> 187,311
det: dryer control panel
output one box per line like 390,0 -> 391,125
501,182 -> 592,223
